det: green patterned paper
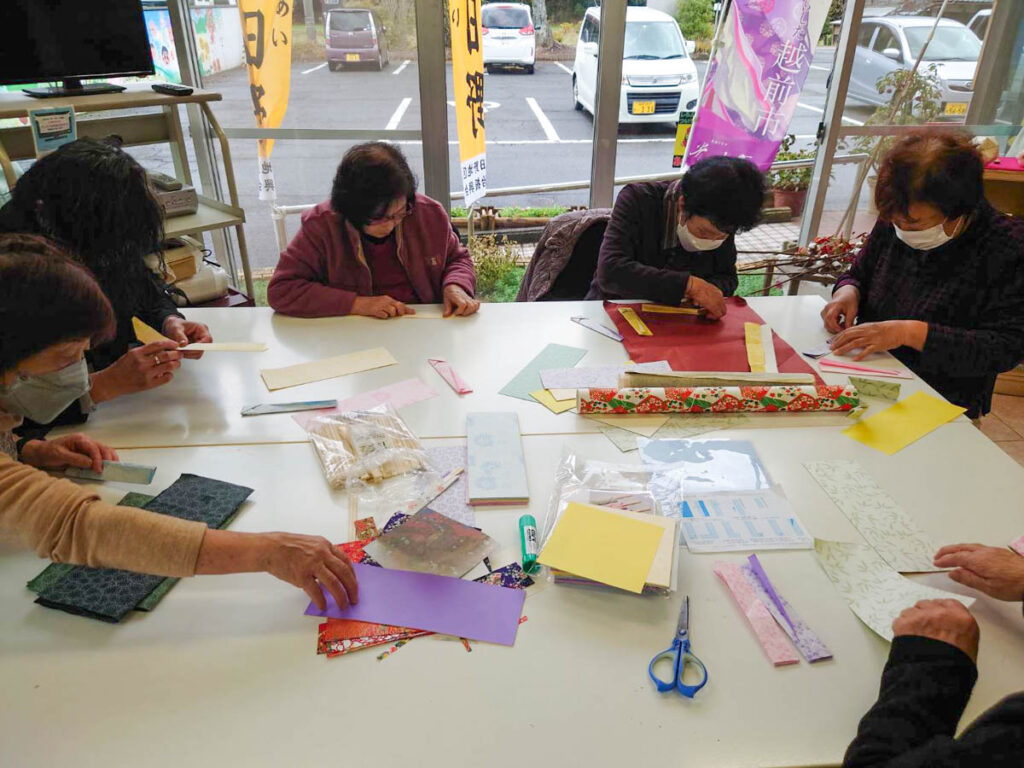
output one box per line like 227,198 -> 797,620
499,343 -> 587,402
849,376 -> 901,402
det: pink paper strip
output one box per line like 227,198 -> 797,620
291,378 -> 438,429
714,561 -> 799,667
1010,535 -> 1024,556
818,360 -> 913,379
429,358 -> 473,394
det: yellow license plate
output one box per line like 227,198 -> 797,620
944,102 -> 968,116
345,53 -> 360,62
632,101 -> 656,115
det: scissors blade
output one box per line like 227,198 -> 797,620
675,596 -> 690,639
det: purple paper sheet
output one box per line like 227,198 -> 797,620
743,555 -> 832,663
304,562 -> 526,646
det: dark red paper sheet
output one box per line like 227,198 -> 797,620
604,299 -> 821,381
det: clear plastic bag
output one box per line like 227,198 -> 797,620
306,403 -> 433,490
540,450 -> 678,596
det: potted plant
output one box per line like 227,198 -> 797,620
769,134 -> 815,218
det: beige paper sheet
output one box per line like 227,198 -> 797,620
586,414 -> 670,436
260,347 -> 397,391
183,342 -> 267,352
548,388 -> 577,401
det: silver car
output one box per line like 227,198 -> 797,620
847,16 -> 982,120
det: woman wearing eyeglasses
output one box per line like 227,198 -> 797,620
268,142 -> 479,319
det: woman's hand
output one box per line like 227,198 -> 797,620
443,284 -> 480,317
934,543 -> 1024,602
163,317 -> 212,360
822,285 -> 860,333
89,341 -> 182,403
684,276 -> 726,319
892,599 -> 979,662
196,530 -> 359,611
351,295 -> 414,319
831,320 -> 927,360
20,434 -> 118,474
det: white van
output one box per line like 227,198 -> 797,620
572,6 -> 700,125
482,3 -> 536,74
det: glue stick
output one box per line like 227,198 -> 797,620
519,514 -> 539,574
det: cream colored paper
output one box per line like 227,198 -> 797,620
548,388 -> 576,401
813,539 -> 973,641
529,390 -> 576,414
260,347 -> 397,391
183,342 -> 267,352
805,459 -> 940,572
586,414 -> 670,437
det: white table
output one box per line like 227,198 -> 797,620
7,298 -> 1019,768
54,298 -> 953,448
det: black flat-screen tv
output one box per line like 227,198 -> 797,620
1,0 -> 154,98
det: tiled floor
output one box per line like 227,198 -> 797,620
982,394 -> 1024,467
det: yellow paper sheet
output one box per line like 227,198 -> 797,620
618,307 -> 652,336
578,503 -> 675,588
260,347 -> 397,391
538,502 -> 664,593
842,391 -> 965,455
745,322 -> 766,373
183,342 -> 267,352
530,390 -> 576,414
132,317 -> 173,345
587,414 -> 669,437
548,388 -> 577,401
640,304 -> 702,315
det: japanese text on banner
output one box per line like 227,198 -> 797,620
449,0 -> 487,206
238,0 -> 294,200
685,0 -> 830,171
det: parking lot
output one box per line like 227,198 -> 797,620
195,47 -> 873,271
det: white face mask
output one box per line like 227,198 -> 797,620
0,359 -> 90,424
893,220 -> 955,251
677,221 -> 726,252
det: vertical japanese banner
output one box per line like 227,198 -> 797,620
239,0 -> 294,200
685,0 -> 830,171
449,0 -> 487,206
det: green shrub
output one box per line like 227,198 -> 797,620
676,0 -> 714,42
470,234 -> 525,302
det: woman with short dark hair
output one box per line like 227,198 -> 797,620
268,142 -> 479,318
586,155 -> 766,318
0,138 -> 213,430
0,235 -> 358,611
823,131 -> 1024,419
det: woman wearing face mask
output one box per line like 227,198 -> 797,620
0,235 -> 358,612
268,142 -> 479,319
586,155 -> 766,319
823,131 -> 1024,420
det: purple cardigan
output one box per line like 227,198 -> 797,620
268,194 -> 476,317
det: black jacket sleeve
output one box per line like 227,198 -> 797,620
704,239 -> 739,297
136,273 -> 184,332
844,635 -> 1024,767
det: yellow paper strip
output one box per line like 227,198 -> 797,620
260,347 -> 397,391
530,390 -> 576,414
640,304 -> 702,315
745,322 -> 766,373
842,391 -> 965,455
587,414 -> 669,437
132,317 -> 173,345
183,342 -> 267,352
538,502 -> 664,593
618,307 -> 653,336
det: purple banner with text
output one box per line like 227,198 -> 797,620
686,0 -> 830,171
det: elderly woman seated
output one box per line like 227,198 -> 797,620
269,142 -> 479,319
823,131 -> 1024,419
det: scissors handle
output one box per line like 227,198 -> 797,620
648,643 -> 709,698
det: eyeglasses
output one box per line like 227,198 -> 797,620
367,202 -> 414,225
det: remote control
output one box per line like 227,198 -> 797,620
152,83 -> 194,96
147,171 -> 182,191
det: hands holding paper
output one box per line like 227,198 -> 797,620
20,433 -> 118,474
90,340 -> 182,403
163,317 -> 213,360
935,543 -> 1024,602
892,599 -> 980,662
822,285 -> 860,333
685,276 -> 726,320
196,530 -> 359,610
352,295 -> 415,319
831,320 -> 928,361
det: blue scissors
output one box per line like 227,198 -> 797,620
648,596 -> 708,698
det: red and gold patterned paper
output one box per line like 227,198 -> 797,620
577,384 -> 859,415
